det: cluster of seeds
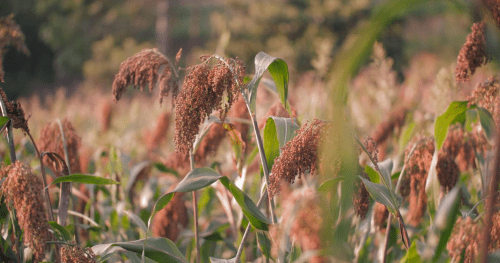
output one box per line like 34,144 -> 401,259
0,14 -> 29,82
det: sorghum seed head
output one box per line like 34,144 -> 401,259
483,0 -> 500,29
145,112 -> 171,151
112,48 -> 179,105
61,246 -> 97,263
373,202 -> 389,232
0,86 -> 29,134
174,56 -> 245,154
456,22 -> 489,82
268,119 -> 329,199
1,161 -> 52,262
0,14 -> 29,82
151,192 -> 188,241
372,105 -> 408,145
39,119 -> 81,174
436,151 -> 459,192
353,172 -> 370,220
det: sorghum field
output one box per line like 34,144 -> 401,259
2,0 -> 500,262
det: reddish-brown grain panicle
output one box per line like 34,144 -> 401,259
174,56 -> 245,154
258,100 -> 297,130
1,161 -> 52,262
372,105 -> 408,145
456,22 -> 489,82
268,119 -> 328,198
373,202 -> 389,232
39,119 -> 81,174
194,123 -> 227,164
112,48 -> 179,105
436,151 -> 459,192
61,246 -> 97,263
228,95 -> 251,147
403,137 -> 435,226
164,151 -> 190,177
353,172 -> 370,220
447,217 -> 479,262
151,192 -> 189,241
0,87 -> 29,134
98,99 -> 113,132
440,124 -> 476,172
467,76 -> 500,127
483,0 -> 500,29
0,14 -> 29,82
145,112 -> 171,151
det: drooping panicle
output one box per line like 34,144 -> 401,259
456,22 -> 489,82
0,14 -> 29,82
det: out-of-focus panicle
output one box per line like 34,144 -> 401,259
0,87 -> 29,134
228,95 -> 251,147
145,112 -> 171,151
440,124 -> 477,172
98,99 -> 113,132
436,151 -> 460,192
39,119 -> 81,174
468,76 -> 500,127
1,161 -> 52,262
61,246 -> 97,263
112,48 -> 179,105
483,0 -> 500,29
401,137 -> 434,226
0,14 -> 29,82
258,100 -> 297,130
194,123 -> 226,164
371,105 -> 408,146
164,151 -> 190,177
151,192 -> 188,241
174,56 -> 245,154
277,189 -> 327,263
268,119 -> 328,198
353,172 -> 370,219
373,202 -> 389,232
456,22 -> 489,82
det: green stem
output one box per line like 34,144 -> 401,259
190,150 -> 201,263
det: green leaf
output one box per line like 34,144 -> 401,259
247,52 -> 289,113
173,167 -> 223,193
92,237 -> 188,263
378,159 -> 393,190
0,117 -> 9,131
434,101 -> 469,150
263,117 -> 299,171
364,165 -> 380,184
219,176 -> 271,231
48,221 -> 72,242
465,109 -> 478,132
359,177 -> 398,214
153,162 -> 179,177
317,177 -> 344,192
477,107 -> 496,142
422,186 -> 461,261
424,150 -> 439,218
399,121 -> 415,151
399,241 -> 421,263
49,174 -> 119,186
256,230 -> 273,259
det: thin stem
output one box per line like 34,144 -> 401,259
190,151 -> 201,263
380,214 -> 393,263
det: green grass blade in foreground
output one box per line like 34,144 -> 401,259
153,162 -> 179,177
359,176 -> 398,214
422,186 -> 461,261
246,52 -> 289,113
256,230 -> 273,259
434,101 -> 468,150
377,159 -> 394,190
219,176 -> 271,231
399,241 -> 421,263
92,237 -> 188,263
49,174 -> 119,186
263,117 -> 299,171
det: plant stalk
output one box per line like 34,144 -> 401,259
190,151 -> 201,263
478,127 -> 500,262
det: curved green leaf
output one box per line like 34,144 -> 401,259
219,176 -> 271,231
153,162 -> 179,176
317,176 -> 344,192
256,230 -> 273,259
48,221 -> 71,242
359,176 -> 398,214
49,174 -> 119,186
263,117 -> 299,171
378,159 -> 393,190
173,167 -> 223,193
247,52 -> 289,113
92,237 -> 188,263
477,107 -> 496,142
434,101 -> 469,150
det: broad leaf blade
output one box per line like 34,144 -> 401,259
378,159 -> 393,190
359,177 -> 398,214
50,174 -> 119,186
263,117 -> 299,171
434,101 -> 469,150
172,167 -> 223,193
92,237 -> 188,263
317,177 -> 344,192
48,221 -> 71,242
247,52 -> 289,112
219,176 -> 271,231
256,230 -> 273,259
